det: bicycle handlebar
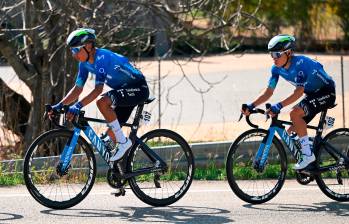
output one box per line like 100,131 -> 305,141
44,104 -> 82,129
239,104 -> 267,129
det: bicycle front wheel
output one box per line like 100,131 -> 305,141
128,129 -> 194,206
23,129 -> 96,209
226,129 -> 287,204
315,128 -> 349,201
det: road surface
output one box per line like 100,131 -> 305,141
0,180 -> 348,224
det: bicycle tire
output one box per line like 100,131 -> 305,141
226,129 -> 287,204
23,129 -> 96,209
127,129 -> 194,206
315,128 -> 349,201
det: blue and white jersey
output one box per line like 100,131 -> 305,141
75,48 -> 145,89
268,55 -> 335,94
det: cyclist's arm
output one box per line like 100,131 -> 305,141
60,85 -> 83,105
252,87 -> 274,107
252,68 -> 278,107
78,84 -> 104,107
59,63 -> 88,105
279,86 -> 304,107
77,60 -> 106,107
279,64 -> 307,107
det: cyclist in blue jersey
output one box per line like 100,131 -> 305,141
49,28 -> 149,162
242,34 -> 336,170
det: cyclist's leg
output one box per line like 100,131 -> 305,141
292,88 -> 336,169
290,104 -> 315,169
96,94 -> 119,143
99,80 -> 149,161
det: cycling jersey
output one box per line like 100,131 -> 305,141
75,48 -> 145,89
268,55 -> 335,94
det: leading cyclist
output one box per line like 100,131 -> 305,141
49,28 -> 149,162
242,34 -> 336,170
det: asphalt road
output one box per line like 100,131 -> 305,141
0,180 -> 348,224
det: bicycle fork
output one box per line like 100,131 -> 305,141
57,128 -> 81,175
254,129 -> 276,172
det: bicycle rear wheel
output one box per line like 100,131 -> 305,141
315,128 -> 349,201
23,129 -> 96,209
127,129 -> 194,206
226,129 -> 287,204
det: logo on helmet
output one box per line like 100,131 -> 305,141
81,35 -> 88,43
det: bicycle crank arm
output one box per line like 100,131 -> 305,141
302,164 -> 348,176
122,167 -> 166,179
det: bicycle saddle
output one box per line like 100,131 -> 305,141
144,96 -> 156,104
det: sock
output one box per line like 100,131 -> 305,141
299,136 -> 312,156
109,119 -> 127,144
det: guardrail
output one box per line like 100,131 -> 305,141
1,138 -> 348,175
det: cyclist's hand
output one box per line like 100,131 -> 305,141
66,102 -> 83,121
241,103 -> 255,116
266,102 -> 283,117
48,102 -> 63,120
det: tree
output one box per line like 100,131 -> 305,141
0,0 -> 263,152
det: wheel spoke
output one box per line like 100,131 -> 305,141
226,129 -> 287,204
129,130 -> 194,206
23,130 -> 96,209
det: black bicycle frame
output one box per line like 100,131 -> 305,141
255,109 -> 349,173
58,104 -> 167,178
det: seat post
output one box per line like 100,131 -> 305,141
129,104 -> 144,139
316,109 -> 328,136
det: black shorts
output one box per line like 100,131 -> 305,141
297,86 -> 336,123
103,79 -> 149,123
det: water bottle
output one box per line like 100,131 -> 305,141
101,134 -> 115,152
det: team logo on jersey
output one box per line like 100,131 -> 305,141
99,68 -> 105,74
296,59 -> 304,66
97,55 -> 105,61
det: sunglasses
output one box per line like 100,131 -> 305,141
71,46 -> 84,55
270,50 -> 289,59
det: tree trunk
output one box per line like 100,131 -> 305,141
0,78 -> 31,137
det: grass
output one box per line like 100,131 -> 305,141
0,163 -> 347,186
0,173 -> 24,186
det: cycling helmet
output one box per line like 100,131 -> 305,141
66,28 -> 96,47
268,34 -> 295,52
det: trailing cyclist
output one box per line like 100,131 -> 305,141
49,28 -> 149,162
241,34 -> 336,170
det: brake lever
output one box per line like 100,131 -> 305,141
265,103 -> 271,121
238,113 -> 243,122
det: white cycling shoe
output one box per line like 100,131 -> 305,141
294,153 -> 316,170
109,138 -> 132,162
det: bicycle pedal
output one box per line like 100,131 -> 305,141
336,171 -> 343,185
111,188 -> 126,197
154,174 -> 161,188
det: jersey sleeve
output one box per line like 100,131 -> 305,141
75,63 -> 89,87
267,66 -> 279,89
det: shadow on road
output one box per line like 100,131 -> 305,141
41,206 -> 233,223
243,201 -> 349,216
0,212 -> 24,222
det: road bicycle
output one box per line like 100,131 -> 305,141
23,97 -> 194,209
226,104 -> 349,204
